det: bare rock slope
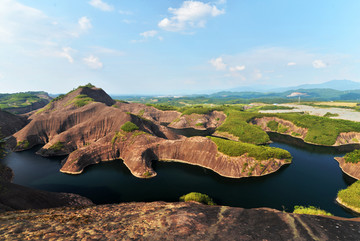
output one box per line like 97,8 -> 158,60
9,86 -> 289,179
1,201 -> 359,240
0,110 -> 27,137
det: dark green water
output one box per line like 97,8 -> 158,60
1,138 -> 357,218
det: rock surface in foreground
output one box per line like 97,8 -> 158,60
1,202 -> 360,240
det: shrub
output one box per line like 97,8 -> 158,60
16,140 -> 30,149
337,181 -> 360,210
179,192 -> 216,205
293,206 -> 332,216
210,136 -> 292,161
343,149 -> 360,163
121,121 -> 139,132
48,141 -> 64,151
323,112 -> 339,118
267,120 -> 279,131
147,104 -> 178,111
72,94 -> 94,107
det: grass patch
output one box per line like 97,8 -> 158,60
48,141 -> 64,151
291,132 -> 301,137
179,192 -> 216,205
293,205 -> 332,216
216,109 -> 270,144
337,181 -> 360,210
120,121 -> 139,132
16,140 -> 30,149
146,104 -> 178,111
71,94 -> 94,107
343,149 -> 360,164
267,120 -> 279,131
323,112 -> 339,118
195,122 -> 204,127
257,105 -> 294,111
179,105 -> 225,116
210,136 -> 292,161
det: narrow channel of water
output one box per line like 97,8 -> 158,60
1,136 -> 357,218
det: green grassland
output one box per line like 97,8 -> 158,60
293,205 -> 332,216
337,181 -> 360,211
179,192 -> 216,205
210,137 -> 292,161
0,92 -> 48,109
343,149 -> 360,163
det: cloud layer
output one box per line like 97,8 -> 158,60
158,1 -> 224,32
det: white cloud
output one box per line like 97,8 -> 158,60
210,57 -> 227,70
83,55 -> 103,69
312,59 -> 327,68
216,0 -> 227,5
287,62 -> 296,66
119,10 -> 133,15
140,30 -> 158,38
59,47 -> 75,63
229,65 -> 245,72
78,17 -> 92,30
158,1 -> 225,32
89,0 -> 113,11
91,46 -> 124,56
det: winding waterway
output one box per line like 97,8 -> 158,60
1,136 -> 357,218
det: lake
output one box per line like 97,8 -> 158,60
1,136 -> 357,218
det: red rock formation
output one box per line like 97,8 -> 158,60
334,157 -> 360,180
251,117 -> 308,139
1,201 -> 360,240
0,110 -> 27,137
10,86 -> 290,179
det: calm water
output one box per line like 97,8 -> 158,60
1,137 -> 357,218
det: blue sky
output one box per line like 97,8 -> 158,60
0,0 -> 359,95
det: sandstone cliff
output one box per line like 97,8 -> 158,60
1,201 -> 359,240
0,165 -> 92,212
252,116 -> 360,147
0,110 -> 27,137
9,86 -> 289,179
334,157 -> 360,180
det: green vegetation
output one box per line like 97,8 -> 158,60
210,136 -> 292,161
293,206 -> 332,216
267,120 -> 279,131
120,121 -> 139,132
323,112 -> 339,118
146,104 -> 178,111
216,109 -> 270,144
291,131 -> 301,137
257,105 -> 294,111
0,92 -> 48,109
16,140 -> 30,149
48,141 -> 64,151
337,181 -> 360,210
195,122 -> 204,127
111,131 -> 125,144
71,94 -> 94,107
343,149 -> 360,164
78,83 -> 95,88
179,105 -> 225,116
273,113 -> 360,145
179,192 -> 216,205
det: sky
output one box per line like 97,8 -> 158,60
1,0 -> 360,95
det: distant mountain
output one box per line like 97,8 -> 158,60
227,80 -> 360,93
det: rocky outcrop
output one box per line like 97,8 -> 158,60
0,110 -> 27,137
251,117 -> 308,139
60,134 -> 288,178
335,132 -> 360,145
9,86 -> 289,179
334,157 -> 360,180
168,111 -> 226,130
0,165 -> 93,212
336,197 -> 360,215
1,201 -> 359,240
